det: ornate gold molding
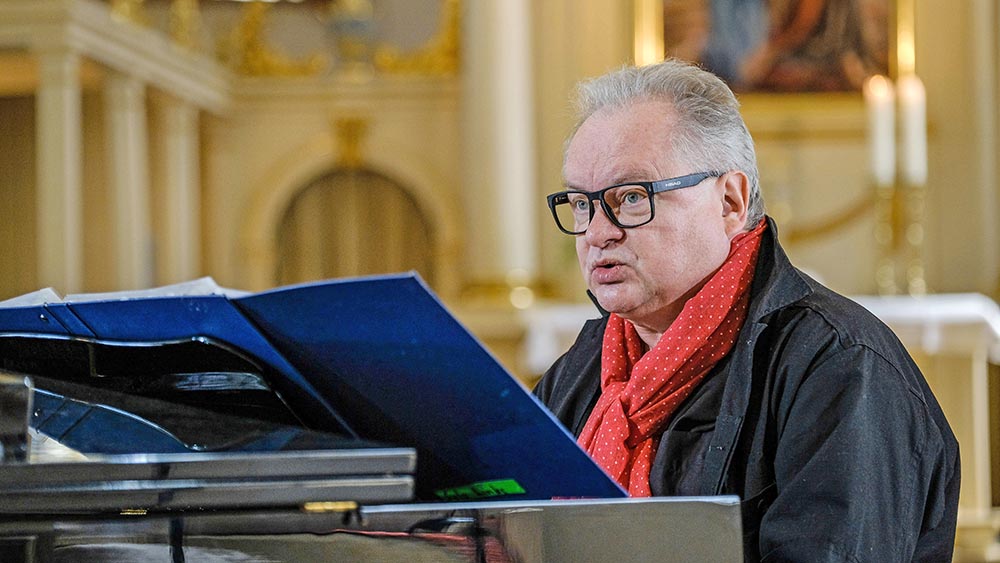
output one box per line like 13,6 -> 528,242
217,3 -> 325,77
110,0 -> 149,27
328,0 -> 375,75
374,0 -> 460,75
901,181 -> 928,295
333,117 -> 370,169
169,0 -> 201,52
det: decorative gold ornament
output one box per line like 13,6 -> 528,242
169,0 -> 201,52
110,0 -> 149,27
217,3 -> 326,77
328,0 -> 376,76
374,0 -> 460,76
333,117 -> 370,169
902,181 -> 927,296
873,183 -> 900,295
869,179 -> 928,296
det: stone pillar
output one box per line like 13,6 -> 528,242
154,96 -> 201,284
494,0 -> 538,282
105,71 -> 153,290
461,0 -> 537,300
35,48 -> 83,294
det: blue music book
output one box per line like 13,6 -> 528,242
0,274 -> 626,501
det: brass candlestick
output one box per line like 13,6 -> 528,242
873,178 -> 928,296
903,180 -> 927,296
874,181 -> 899,295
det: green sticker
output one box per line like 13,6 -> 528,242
433,478 -> 526,500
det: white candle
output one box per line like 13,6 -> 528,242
897,74 -> 928,185
863,75 -> 896,186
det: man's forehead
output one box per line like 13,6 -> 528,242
563,136 -> 671,187
563,103 -> 680,188
563,164 -> 660,188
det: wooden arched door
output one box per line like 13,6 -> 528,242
274,168 -> 435,285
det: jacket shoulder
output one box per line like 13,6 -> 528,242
768,275 -> 911,365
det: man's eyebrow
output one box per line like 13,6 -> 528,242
609,168 -> 656,184
563,170 -> 654,190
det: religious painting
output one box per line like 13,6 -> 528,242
651,0 -> 891,92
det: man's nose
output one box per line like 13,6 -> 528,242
584,202 -> 624,246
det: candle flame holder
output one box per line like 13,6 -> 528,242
874,179 -> 927,296
874,182 -> 898,295
903,179 -> 927,296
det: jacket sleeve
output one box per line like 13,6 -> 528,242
758,342 -> 953,563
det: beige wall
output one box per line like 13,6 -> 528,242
80,89 -> 114,293
0,96 -> 37,297
919,0 -> 999,296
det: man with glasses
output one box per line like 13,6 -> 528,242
533,59 -> 958,561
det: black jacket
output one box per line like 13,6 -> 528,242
534,219 -> 959,562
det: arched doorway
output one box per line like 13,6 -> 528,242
274,167 -> 435,286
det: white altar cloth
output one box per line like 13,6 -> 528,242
521,293 -> 1000,375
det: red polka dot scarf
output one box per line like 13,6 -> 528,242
578,219 -> 767,496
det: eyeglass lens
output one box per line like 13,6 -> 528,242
556,185 -> 652,233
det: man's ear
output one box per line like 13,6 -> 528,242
721,171 -> 750,238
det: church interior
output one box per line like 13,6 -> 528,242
1,0 -> 999,559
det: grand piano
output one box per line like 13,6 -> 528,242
0,275 -> 742,562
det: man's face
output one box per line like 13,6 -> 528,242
564,99 -> 738,329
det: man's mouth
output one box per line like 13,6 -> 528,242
594,259 -> 621,270
591,260 -> 626,283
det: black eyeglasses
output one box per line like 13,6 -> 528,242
546,171 -> 719,235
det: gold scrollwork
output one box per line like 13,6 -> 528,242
374,0 -> 460,76
217,2 -> 326,77
901,181 -> 927,295
333,117 -> 370,170
110,0 -> 149,27
169,0 -> 202,52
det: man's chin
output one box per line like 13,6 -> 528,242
590,288 -> 637,316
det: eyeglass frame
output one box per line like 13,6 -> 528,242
546,171 -> 720,235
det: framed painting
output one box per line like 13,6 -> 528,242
635,0 -> 893,93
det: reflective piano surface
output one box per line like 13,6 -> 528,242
0,380 -> 744,562
0,496 -> 743,562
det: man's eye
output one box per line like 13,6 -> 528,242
569,198 -> 590,212
621,190 -> 647,205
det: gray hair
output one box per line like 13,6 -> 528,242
569,59 -> 765,229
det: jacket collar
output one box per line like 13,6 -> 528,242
697,216 -> 810,495
745,216 -> 812,323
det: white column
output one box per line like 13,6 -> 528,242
495,0 -> 538,282
105,71 -> 153,290
461,0 -> 537,288
35,48 -> 83,294
155,96 -> 201,284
